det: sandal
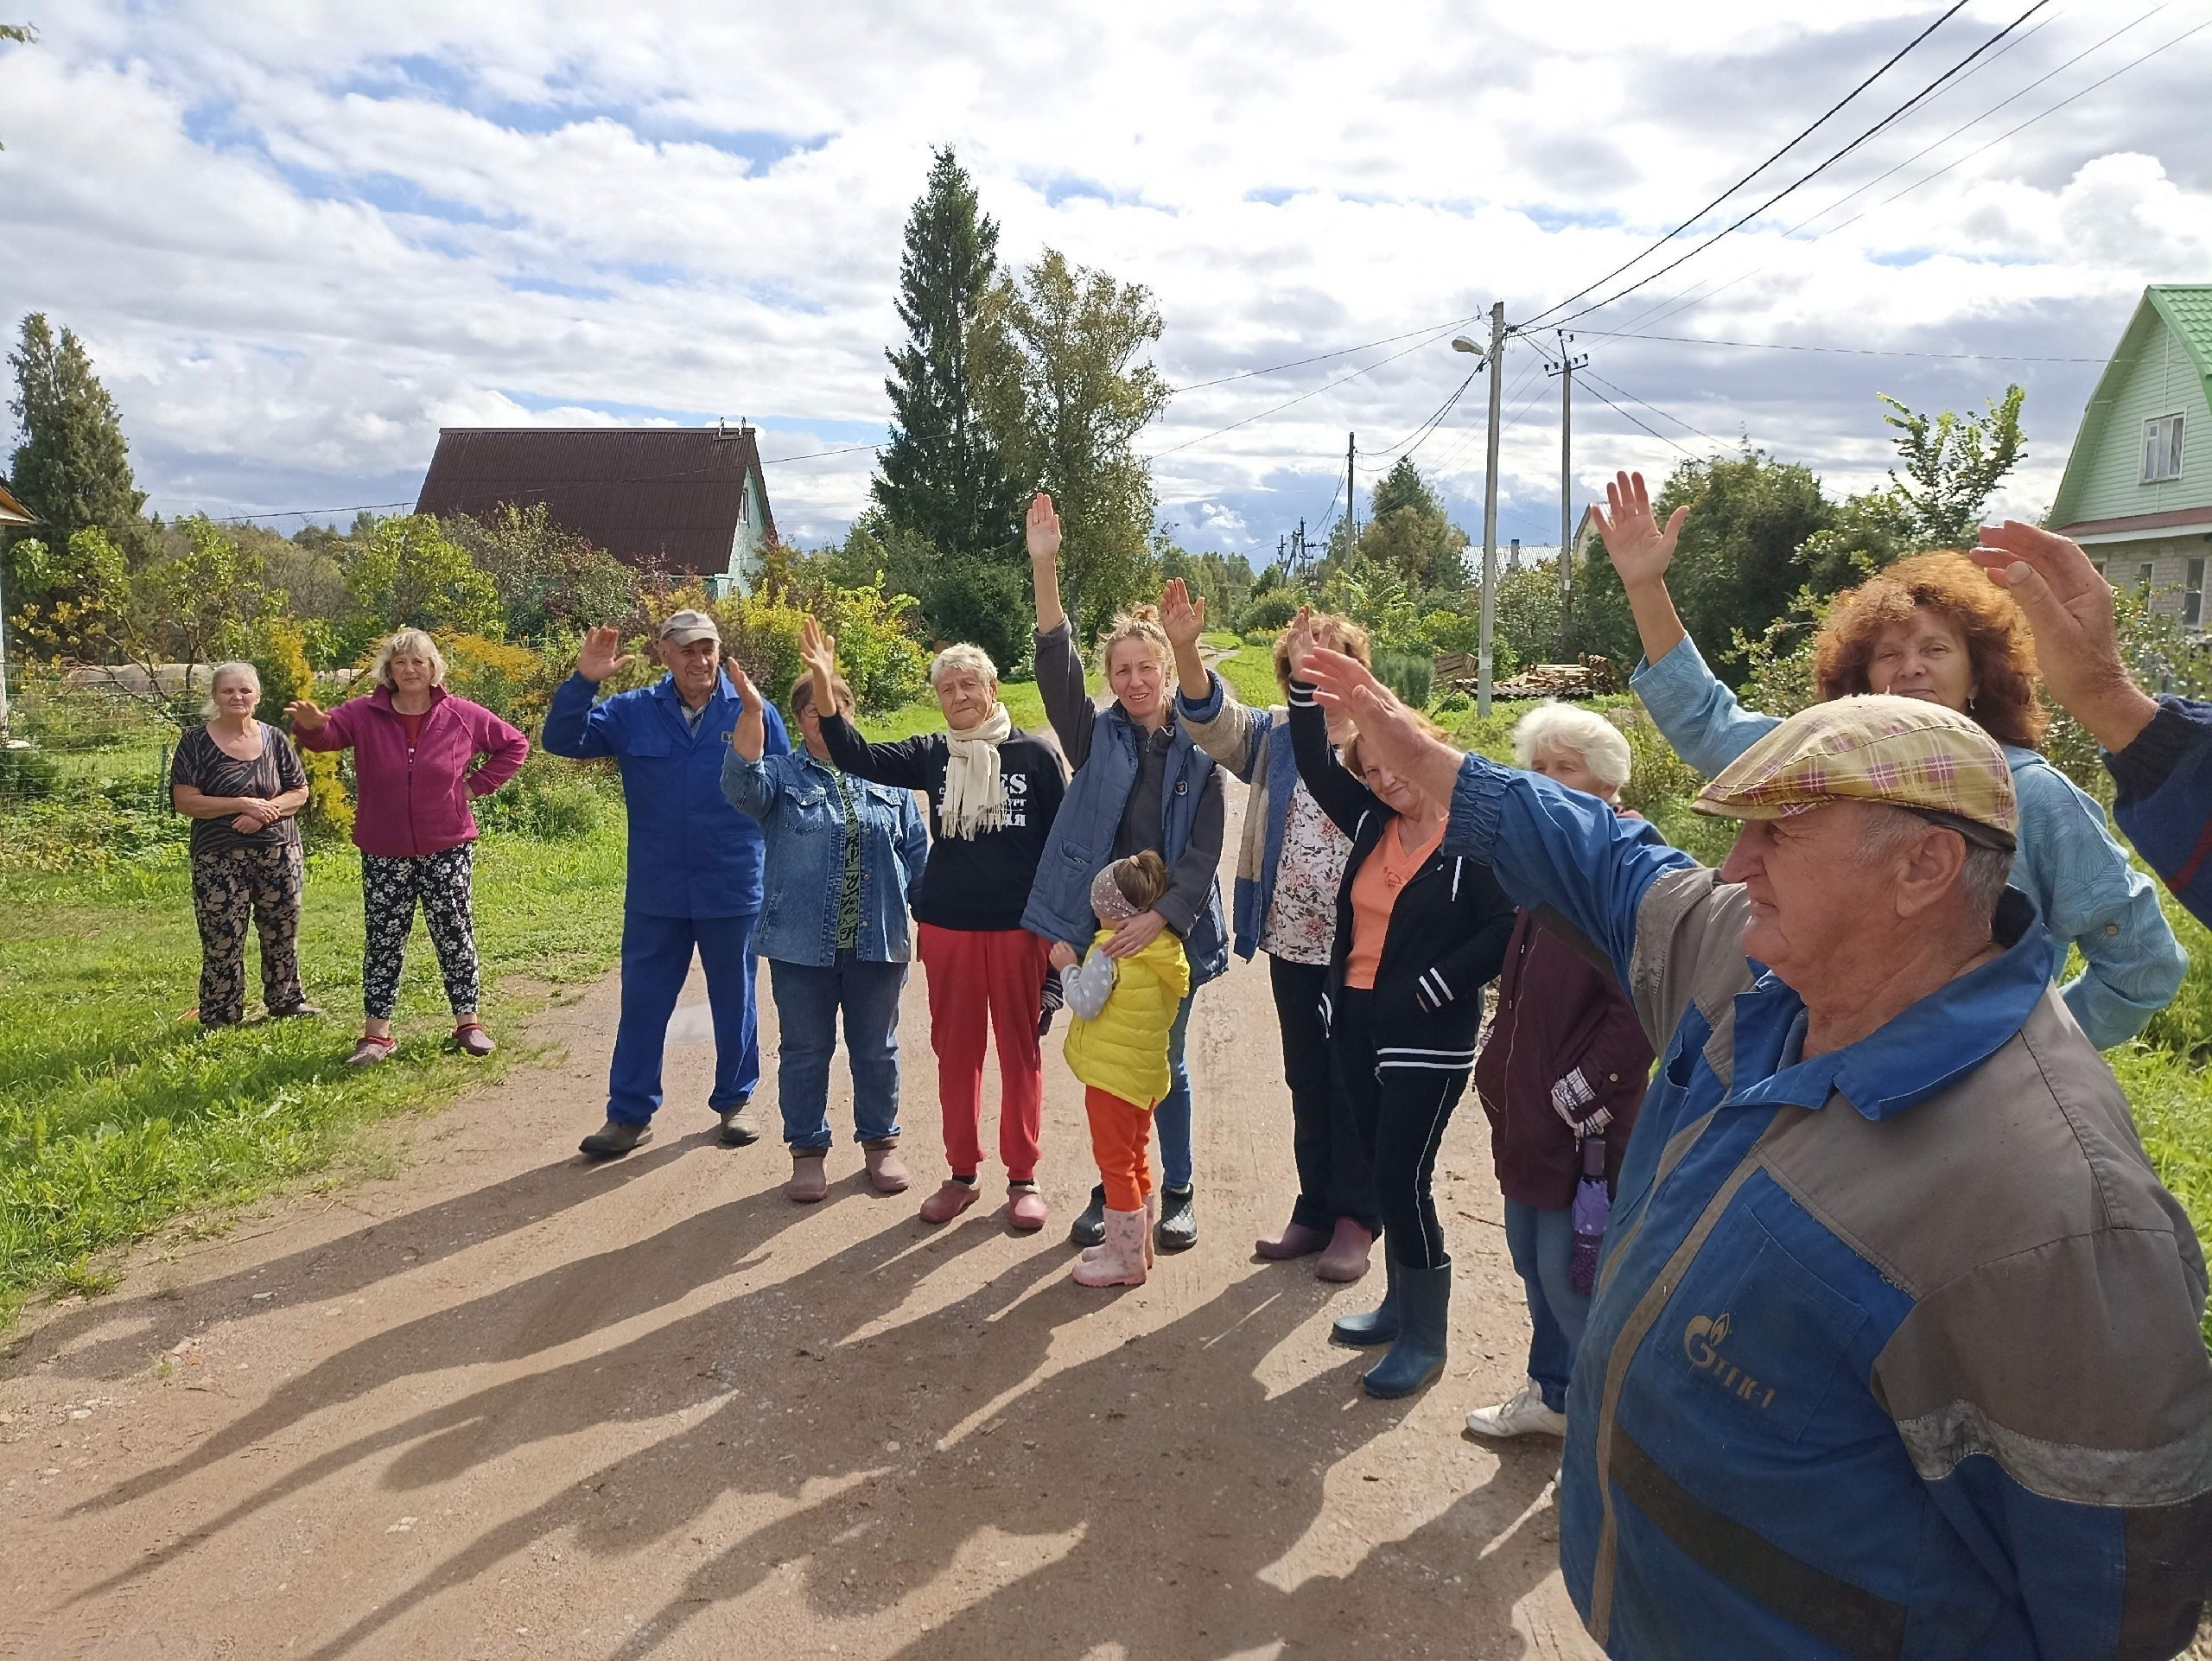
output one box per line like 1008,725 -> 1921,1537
346,1034 -> 397,1067
452,1020 -> 497,1058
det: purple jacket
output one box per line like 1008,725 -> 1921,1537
296,684 -> 528,857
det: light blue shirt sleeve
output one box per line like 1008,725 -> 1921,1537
1444,751 -> 1699,988
2009,755 -> 2185,1048
1628,635 -> 1783,779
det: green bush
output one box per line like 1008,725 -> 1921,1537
475,751 -> 612,840
1374,649 -> 1432,708
1240,590 -> 1300,635
0,742 -> 62,801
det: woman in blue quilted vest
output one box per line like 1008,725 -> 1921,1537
1022,493 -> 1228,1257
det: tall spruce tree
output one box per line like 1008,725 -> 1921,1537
873,149 -> 1022,561
9,312 -> 149,571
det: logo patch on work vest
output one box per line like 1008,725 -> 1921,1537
1682,1313 -> 1776,1410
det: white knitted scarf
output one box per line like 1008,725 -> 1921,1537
941,703 -> 1013,839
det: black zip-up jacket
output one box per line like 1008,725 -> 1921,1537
1286,681 -> 1516,1075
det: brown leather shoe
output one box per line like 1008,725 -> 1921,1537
785,1151 -> 830,1203
1316,1218 -> 1376,1283
863,1140 -> 910,1194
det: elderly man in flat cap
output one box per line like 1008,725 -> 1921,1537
1299,648 -> 2212,1661
543,610 -> 791,1158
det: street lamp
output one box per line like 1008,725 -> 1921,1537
1451,337 -> 1479,357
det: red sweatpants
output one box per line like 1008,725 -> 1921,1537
1084,1086 -> 1156,1212
918,923 -> 1051,1182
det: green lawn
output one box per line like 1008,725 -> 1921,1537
0,826 -> 630,1320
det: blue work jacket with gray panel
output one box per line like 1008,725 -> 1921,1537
1445,749 -> 2212,1661
541,670 -> 789,919
720,747 -> 928,967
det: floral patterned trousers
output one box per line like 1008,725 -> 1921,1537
361,843 -> 480,1020
190,842 -> 307,1026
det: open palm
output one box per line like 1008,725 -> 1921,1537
1160,578 -> 1206,650
799,616 -> 839,684
1592,470 -> 1688,590
1026,492 -> 1063,563
576,626 -> 633,684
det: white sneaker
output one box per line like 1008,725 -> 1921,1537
1465,1378 -> 1568,1440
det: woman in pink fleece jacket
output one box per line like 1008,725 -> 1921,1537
290,629 -> 529,1066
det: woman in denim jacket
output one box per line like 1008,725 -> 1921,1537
722,663 -> 930,1205
1597,470 -> 2182,1048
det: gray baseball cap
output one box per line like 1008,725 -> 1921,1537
656,609 -> 721,646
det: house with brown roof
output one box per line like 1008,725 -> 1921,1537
414,424 -> 777,599
2047,285 -> 2212,634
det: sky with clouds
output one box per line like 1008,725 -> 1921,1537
2,0 -> 2209,562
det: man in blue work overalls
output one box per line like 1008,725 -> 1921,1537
543,609 -> 791,1158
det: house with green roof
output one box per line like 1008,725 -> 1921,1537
2047,284 -> 2212,634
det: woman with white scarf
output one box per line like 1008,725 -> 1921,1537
806,619 -> 1071,1231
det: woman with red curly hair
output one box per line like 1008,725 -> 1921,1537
1597,470 -> 2183,1048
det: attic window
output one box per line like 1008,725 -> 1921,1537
2143,414 -> 2184,484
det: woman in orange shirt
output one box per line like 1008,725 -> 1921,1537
1285,611 -> 1516,1399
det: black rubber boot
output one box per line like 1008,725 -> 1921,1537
1331,1253 -> 1400,1347
1362,1257 -> 1450,1399
1069,1183 -> 1108,1249
1154,1184 -> 1198,1253
580,1118 -> 652,1159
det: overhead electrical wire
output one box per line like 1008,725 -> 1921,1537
1518,0 -> 1974,331
1536,0 -> 2056,331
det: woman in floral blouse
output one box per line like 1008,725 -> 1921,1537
1163,582 -> 1380,1283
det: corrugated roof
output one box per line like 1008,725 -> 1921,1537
413,426 -> 776,574
0,480 -> 35,525
2050,285 -> 2212,527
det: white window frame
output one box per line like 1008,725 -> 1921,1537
2143,413 -> 2184,484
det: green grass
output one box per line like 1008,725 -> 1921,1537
0,826 -> 631,1321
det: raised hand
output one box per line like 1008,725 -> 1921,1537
727,663 -> 766,762
1592,471 -> 1688,592
284,697 -> 327,733
1282,605 -> 1318,680
575,625 -> 634,684
1973,520 -> 2159,751
1305,645 -> 1466,807
799,616 -> 839,684
724,662 -> 760,710
1026,492 -> 1063,564
1160,578 -> 1206,651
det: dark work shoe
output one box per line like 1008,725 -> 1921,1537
717,1102 -> 761,1147
1332,1254 -> 1401,1347
1154,1185 -> 1198,1254
1069,1183 -> 1108,1250
580,1118 -> 652,1160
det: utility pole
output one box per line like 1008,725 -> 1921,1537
1345,432 -> 1357,547
1478,302 -> 1505,716
1548,332 -> 1588,643
1509,537 -> 1521,573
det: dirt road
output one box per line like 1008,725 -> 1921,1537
1,788 -> 1599,1660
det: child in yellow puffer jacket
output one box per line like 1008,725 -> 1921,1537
1058,850 -> 1192,1288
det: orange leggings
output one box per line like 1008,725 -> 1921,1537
1084,1086 -> 1156,1212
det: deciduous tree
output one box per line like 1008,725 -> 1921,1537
1881,384 -> 2025,550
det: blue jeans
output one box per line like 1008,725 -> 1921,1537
767,951 -> 906,1150
1503,1198 -> 1589,1414
608,912 -> 760,1126
1155,990 -> 1197,1190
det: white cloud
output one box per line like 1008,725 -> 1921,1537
0,1 -> 2204,550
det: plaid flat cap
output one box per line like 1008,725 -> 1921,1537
1693,695 -> 2018,849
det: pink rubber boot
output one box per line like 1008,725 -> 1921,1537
1071,1209 -> 1148,1288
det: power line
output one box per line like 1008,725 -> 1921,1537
1575,3 -> 2160,343
1147,318 -> 1473,461
1541,0 -> 2056,331
1360,369 -> 1479,471
1572,328 -> 2106,363
1165,314 -> 1484,397
1580,368 -> 1731,449
1577,381 -> 1704,460
1520,0 -> 1973,331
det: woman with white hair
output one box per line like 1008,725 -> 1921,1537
1464,701 -> 1656,1441
289,629 -> 529,1066
169,660 -> 317,1027
808,617 -> 1071,1229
